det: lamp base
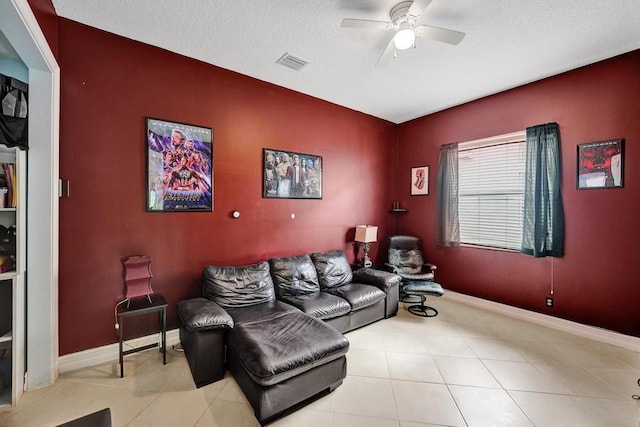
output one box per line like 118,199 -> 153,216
361,250 -> 373,268
360,242 -> 373,268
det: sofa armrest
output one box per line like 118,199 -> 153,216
352,268 -> 402,292
383,263 -> 401,274
178,298 -> 234,332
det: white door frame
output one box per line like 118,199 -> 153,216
0,0 -> 60,391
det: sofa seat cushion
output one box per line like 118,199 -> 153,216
280,292 -> 351,320
226,307 -> 349,386
227,300 -> 300,327
324,283 -> 386,311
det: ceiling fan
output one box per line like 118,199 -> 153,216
341,0 -> 465,67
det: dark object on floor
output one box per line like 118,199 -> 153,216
57,408 -> 111,427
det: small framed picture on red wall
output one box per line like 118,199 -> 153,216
577,138 -> 623,190
411,166 -> 429,196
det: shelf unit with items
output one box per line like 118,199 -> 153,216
0,144 -> 25,407
0,275 -> 18,406
0,148 -> 19,275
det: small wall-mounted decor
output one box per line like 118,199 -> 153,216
146,118 -> 213,211
263,148 -> 322,199
411,166 -> 429,196
577,138 -> 623,189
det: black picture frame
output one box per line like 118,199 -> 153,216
577,138 -> 624,189
146,117 -> 213,211
263,148 -> 322,199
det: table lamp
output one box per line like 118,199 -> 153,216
122,255 -> 154,302
355,225 -> 378,267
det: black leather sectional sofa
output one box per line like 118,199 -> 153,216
177,249 -> 401,424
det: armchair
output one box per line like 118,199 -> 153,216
385,235 -> 443,317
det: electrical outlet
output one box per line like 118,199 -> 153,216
545,297 -> 554,308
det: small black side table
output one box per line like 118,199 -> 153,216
117,293 -> 167,377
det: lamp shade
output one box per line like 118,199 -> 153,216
122,255 -> 154,299
355,225 -> 378,243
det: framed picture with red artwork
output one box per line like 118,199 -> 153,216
411,165 -> 429,196
577,139 -> 623,189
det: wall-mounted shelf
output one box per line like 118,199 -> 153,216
389,208 -> 408,213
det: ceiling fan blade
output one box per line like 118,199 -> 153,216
408,0 -> 433,17
341,18 -> 392,29
375,37 -> 396,67
416,25 -> 465,45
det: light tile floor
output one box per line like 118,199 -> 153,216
1,297 -> 640,426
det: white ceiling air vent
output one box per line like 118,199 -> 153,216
276,52 -> 309,71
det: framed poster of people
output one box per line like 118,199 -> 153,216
263,148 -> 322,199
411,166 -> 429,195
577,138 -> 624,189
146,118 -> 213,211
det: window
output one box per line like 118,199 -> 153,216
458,131 -> 526,250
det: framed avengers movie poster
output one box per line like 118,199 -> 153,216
146,118 -> 213,211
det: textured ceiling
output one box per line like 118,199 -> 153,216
51,0 -> 640,124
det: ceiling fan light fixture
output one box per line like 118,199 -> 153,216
394,27 -> 415,50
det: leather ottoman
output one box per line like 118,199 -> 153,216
226,301 -> 349,424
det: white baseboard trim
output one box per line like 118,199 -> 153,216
443,291 -> 640,352
58,329 -> 180,374
59,293 -> 640,374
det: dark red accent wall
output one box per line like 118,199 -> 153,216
57,20 -> 397,355
27,0 -> 58,58
56,15 -> 640,355
396,51 -> 640,336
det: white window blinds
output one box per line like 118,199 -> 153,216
458,133 -> 526,250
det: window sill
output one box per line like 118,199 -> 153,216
460,243 -> 520,253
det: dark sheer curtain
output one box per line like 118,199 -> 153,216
435,143 -> 460,247
521,123 -> 564,257
0,73 -> 28,150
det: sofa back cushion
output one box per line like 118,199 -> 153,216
311,250 -> 353,289
268,254 -> 320,297
202,261 -> 275,309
